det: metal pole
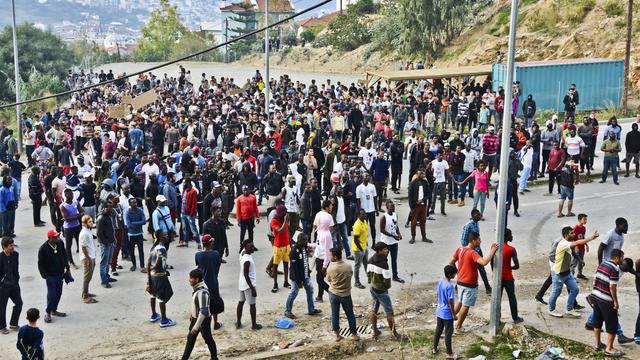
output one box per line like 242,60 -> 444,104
489,0 -> 519,338
623,0 -> 633,115
225,18 -> 229,64
11,0 -> 23,152
264,0 -> 270,122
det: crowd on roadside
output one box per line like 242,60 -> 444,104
1,65 -> 640,359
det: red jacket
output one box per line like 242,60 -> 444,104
182,187 -> 198,216
236,194 -> 259,221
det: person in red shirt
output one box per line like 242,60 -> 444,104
496,228 -> 523,323
235,185 -> 260,252
179,179 -> 201,249
270,204 -> 291,293
449,232 -> 498,333
572,214 -> 589,280
545,141 -> 566,196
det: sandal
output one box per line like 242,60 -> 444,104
432,348 -> 440,355
604,350 -> 625,357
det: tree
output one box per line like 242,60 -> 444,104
300,29 -> 316,44
0,66 -> 62,124
134,0 -> 190,61
231,2 -> 258,45
323,10 -> 371,51
0,23 -> 75,103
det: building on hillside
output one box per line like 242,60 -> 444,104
219,0 -> 295,40
296,11 -> 339,37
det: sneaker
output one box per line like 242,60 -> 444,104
409,238 -> 415,244
52,311 -> 67,317
149,313 -> 161,323
354,282 -> 365,289
548,310 -> 564,318
513,317 -> 524,324
634,337 -> 640,345
393,277 -> 405,284
116,265 -> 123,270
283,282 -> 291,289
535,296 -> 548,305
618,334 -> 634,345
130,266 -> 136,272
44,313 -> 52,323
214,322 -> 223,330
404,223 -> 410,229
284,312 -> 296,319
111,271 -> 119,277
346,255 -> 355,260
159,319 -> 176,328
565,310 -> 581,318
573,304 -> 585,310
308,309 -> 322,316
271,286 -> 279,293
422,238 -> 434,243
108,278 -> 118,283
453,327 -> 466,335
0,328 -> 9,335
101,283 -> 112,288
140,268 -> 148,274
577,274 -> 588,280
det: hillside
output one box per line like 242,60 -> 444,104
240,0 -> 640,90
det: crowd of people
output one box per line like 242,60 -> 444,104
0,65 -> 640,359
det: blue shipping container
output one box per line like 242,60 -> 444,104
492,58 -> 624,116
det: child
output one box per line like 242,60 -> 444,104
572,213 -> 589,280
433,265 -> 457,359
17,308 -> 44,360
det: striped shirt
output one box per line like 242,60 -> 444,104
189,282 -> 211,331
591,260 -> 619,304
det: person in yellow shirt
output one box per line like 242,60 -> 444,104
352,209 -> 369,289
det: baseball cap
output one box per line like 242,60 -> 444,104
242,185 -> 250,191
156,195 -> 167,202
211,181 -> 222,188
192,146 -> 200,153
201,234 -> 213,245
488,126 -> 495,132
83,172 -> 93,179
47,229 -> 60,238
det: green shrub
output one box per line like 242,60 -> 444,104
604,0 -> 624,17
565,0 -> 596,24
300,29 -> 316,44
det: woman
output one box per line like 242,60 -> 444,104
60,188 -> 84,269
457,161 -> 489,220
312,200 -> 335,303
79,215 -> 98,303
428,136 -> 441,160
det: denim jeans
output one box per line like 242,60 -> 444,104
100,243 -> 115,285
285,277 -> 315,314
472,191 -> 487,215
388,243 -> 399,278
337,223 -> 351,257
532,151 -> 540,177
329,291 -> 357,335
602,156 -> 619,183
45,275 -> 63,313
518,167 -> 531,192
548,272 -> 579,312
454,174 -> 468,200
180,214 -> 200,244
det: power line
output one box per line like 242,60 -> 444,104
0,0 -> 332,111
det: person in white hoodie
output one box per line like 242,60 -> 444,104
518,140 -> 534,194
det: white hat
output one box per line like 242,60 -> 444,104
156,195 -> 167,202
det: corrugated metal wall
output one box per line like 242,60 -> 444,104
492,60 -> 624,115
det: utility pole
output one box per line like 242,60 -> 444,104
264,0 -> 270,122
623,0 -> 633,115
224,18 -> 229,64
11,0 -> 23,152
489,0 -> 519,338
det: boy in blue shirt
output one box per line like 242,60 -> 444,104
17,308 -> 44,360
433,265 -> 457,358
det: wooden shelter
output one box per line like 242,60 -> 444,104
363,65 -> 493,90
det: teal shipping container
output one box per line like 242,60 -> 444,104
492,58 -> 624,115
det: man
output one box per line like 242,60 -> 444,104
96,198 -> 117,288
124,197 -> 146,272
147,231 -> 176,328
236,240 -> 261,330
370,151 -> 389,210
518,140 -> 533,194
461,142 -> 478,199
449,232 -> 498,333
460,209 -> 492,295
355,173 -> 378,246
196,235 -> 224,330
201,207 -> 229,264
0,237 -> 21,333
270,205 -> 291,293
79,215 -> 97,304
179,180 -> 201,249
367,242 -> 406,341
326,248 -> 359,342
556,159 -> 578,217
284,234 -> 321,319
60,188 -> 83,269
0,176 -> 16,238
600,130 -> 621,185
389,135 -> 404,193
495,229 -> 523,323
152,195 -> 176,244
379,200 -> 403,283
351,209 -> 369,289
548,226 -> 598,318
408,169 -> 431,244
180,269 -> 218,360
37,229 -> 70,323
28,167 -> 45,227
79,173 -> 97,221
546,141 -> 565,196
262,164 -> 283,212
598,218 -> 628,266
331,185 -> 351,258
235,186 -> 260,250
522,94 -> 536,128
280,175 -> 300,241
590,249 -> 626,357
624,123 -> 640,178
541,121 -> 560,178
481,126 -> 499,179
431,151 -> 449,216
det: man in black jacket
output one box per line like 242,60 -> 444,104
284,234 -> 320,319
624,123 -> 640,178
522,94 -> 537,128
201,207 -> 229,263
37,229 -> 70,323
28,166 -> 46,227
0,237 -> 21,333
389,135 -> 404,193
96,197 -> 117,288
408,170 -> 432,244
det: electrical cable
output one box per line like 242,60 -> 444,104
0,0 -> 332,110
